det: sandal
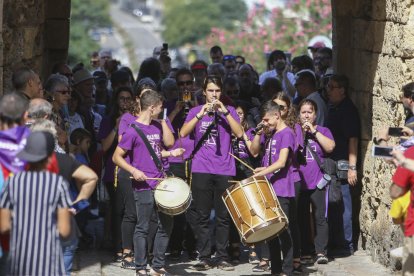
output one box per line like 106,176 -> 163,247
252,261 -> 270,272
293,260 -> 303,274
115,252 -> 127,262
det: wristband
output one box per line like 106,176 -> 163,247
195,114 -> 203,120
312,129 -> 319,135
223,110 -> 230,116
349,165 -> 356,171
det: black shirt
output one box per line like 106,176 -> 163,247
326,97 -> 361,161
56,152 -> 82,182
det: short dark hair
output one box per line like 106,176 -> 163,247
70,128 -> 91,145
175,68 -> 194,82
0,92 -> 29,125
140,89 -> 163,111
12,67 -> 36,91
298,98 -> 318,113
291,55 -> 314,72
329,74 -> 349,93
202,75 -> 223,91
297,71 -> 317,89
260,100 -> 281,118
210,45 -> 223,55
403,82 -> 414,99
317,47 -> 333,58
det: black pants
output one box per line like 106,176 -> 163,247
191,172 -> 231,261
299,187 -> 328,255
115,169 -> 137,251
168,163 -> 197,253
290,181 -> 302,259
269,196 -> 293,275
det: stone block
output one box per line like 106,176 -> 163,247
23,27 -> 42,59
44,19 -> 70,50
45,0 -> 71,19
385,0 -> 412,24
376,55 -> 406,90
350,50 -> 379,92
352,19 -> 385,53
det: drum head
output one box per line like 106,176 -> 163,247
245,220 -> 287,244
154,177 -> 190,208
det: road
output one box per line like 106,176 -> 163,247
108,3 -> 162,67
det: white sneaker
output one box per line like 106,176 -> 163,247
390,247 -> 403,260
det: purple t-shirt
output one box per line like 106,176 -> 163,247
262,127 -> 295,197
97,116 -> 117,182
233,128 -> 255,159
298,126 -> 334,190
119,113 -> 136,136
118,120 -> 165,191
184,105 -> 240,176
291,124 -> 302,183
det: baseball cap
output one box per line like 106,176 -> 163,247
17,131 -> 55,162
73,69 -> 94,85
93,71 -> 108,83
307,42 -> 326,50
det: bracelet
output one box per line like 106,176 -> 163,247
195,114 -> 203,120
373,137 -> 385,145
349,165 -> 357,171
312,129 -> 319,135
223,110 -> 230,116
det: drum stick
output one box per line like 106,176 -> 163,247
129,177 -> 164,181
155,188 -> 174,192
228,180 -> 239,183
178,128 -> 184,161
228,152 -> 255,172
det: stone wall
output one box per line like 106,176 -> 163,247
332,0 -> 414,268
0,0 -> 70,95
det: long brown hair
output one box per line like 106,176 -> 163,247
234,103 -> 249,130
272,92 -> 297,130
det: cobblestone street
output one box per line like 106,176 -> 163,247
71,249 -> 394,276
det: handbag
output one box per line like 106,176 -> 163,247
336,159 -> 349,180
304,136 -> 342,203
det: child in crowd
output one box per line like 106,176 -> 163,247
389,191 -> 411,259
70,128 -> 92,165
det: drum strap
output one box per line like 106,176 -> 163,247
185,114 -> 218,184
130,124 -> 166,176
304,134 -> 326,174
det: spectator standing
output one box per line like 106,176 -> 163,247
326,74 -> 360,257
0,131 -> 72,276
12,67 -> 44,100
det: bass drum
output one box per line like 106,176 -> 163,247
222,175 -> 288,244
154,177 -> 191,216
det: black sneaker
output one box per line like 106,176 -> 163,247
191,260 -> 211,271
217,260 -> 235,271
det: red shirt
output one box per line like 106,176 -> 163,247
393,146 -> 414,236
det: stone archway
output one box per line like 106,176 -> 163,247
0,0 -> 70,95
1,0 -> 414,269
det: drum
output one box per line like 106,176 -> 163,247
154,177 -> 191,216
222,175 -> 288,244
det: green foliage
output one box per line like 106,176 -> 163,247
198,0 -> 332,73
162,0 -> 247,47
68,0 -> 112,66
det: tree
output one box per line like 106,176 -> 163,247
68,0 -> 112,65
197,0 -> 332,73
162,0 -> 247,47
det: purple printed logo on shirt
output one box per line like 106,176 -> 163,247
200,121 -> 218,146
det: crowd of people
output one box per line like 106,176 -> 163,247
0,42 -> 368,276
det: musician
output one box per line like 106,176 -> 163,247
180,75 -> 243,271
250,100 -> 295,276
296,99 -> 335,264
112,90 -> 175,276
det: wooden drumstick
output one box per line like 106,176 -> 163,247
129,177 -> 164,181
228,180 -> 239,183
228,152 -> 255,172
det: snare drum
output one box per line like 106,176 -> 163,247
222,175 -> 288,244
154,177 -> 191,216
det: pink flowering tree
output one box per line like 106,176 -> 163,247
197,0 -> 332,73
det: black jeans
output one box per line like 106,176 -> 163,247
299,187 -> 328,255
168,163 -> 197,253
269,196 -> 293,275
191,172 -> 231,261
115,169 -> 137,251
133,190 -> 173,270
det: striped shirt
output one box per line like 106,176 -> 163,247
0,171 -> 72,276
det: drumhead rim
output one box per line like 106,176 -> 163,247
225,175 -> 269,194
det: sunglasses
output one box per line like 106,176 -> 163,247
177,80 -> 193,86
